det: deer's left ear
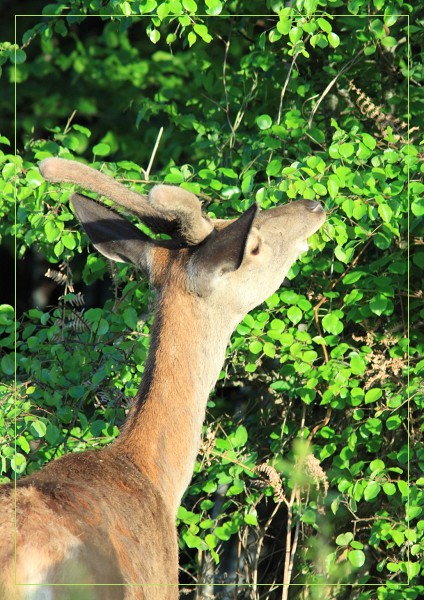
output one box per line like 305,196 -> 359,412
71,193 -> 154,275
188,203 -> 260,296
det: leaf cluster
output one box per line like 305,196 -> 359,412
0,1 -> 423,596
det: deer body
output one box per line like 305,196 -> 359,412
0,158 -> 325,599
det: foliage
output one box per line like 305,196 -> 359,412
0,1 -> 423,598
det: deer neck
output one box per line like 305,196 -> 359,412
114,285 -> 236,516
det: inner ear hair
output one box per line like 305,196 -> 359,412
246,229 -> 263,257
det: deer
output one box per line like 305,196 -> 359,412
0,157 -> 326,599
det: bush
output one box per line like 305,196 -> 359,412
1,2 -> 423,597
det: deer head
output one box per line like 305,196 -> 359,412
39,158 -> 325,325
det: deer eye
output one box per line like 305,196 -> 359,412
251,243 -> 260,256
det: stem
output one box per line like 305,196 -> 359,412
63,109 -> 77,134
277,53 -> 299,126
282,483 -> 299,600
307,48 -> 365,128
144,126 -> 164,182
281,502 -> 293,600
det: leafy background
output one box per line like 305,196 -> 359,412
0,1 -> 423,598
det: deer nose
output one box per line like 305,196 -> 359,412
305,200 -> 325,213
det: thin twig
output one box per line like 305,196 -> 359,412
222,33 -> 235,140
266,52 -> 300,185
252,500 -> 283,594
286,515 -> 301,596
143,126 -> 164,182
277,52 -> 299,126
63,110 -> 77,135
307,406 -> 332,442
307,48 -> 365,128
281,490 -> 296,600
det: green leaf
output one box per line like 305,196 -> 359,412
266,159 -> 282,176
327,178 -> 339,199
11,453 -> 27,474
178,506 -> 201,524
249,340 -> 262,354
303,0 -> 318,13
327,32 -> 340,48
350,354 -> 365,375
215,522 -> 234,541
97,318 -> 109,336
370,18 -> 385,39
54,241 -> 64,257
93,143 -> 111,157
256,114 -> 272,130
348,549 -> 365,568
148,28 -> 161,44
263,342 -> 276,359
403,561 -> 421,579
17,436 -> 30,454
182,532 -> 203,548
277,17 -> 291,35
193,24 -> 213,43
244,512 -> 258,526
227,480 -> 245,496
390,529 -> 405,546
364,481 -> 381,501
411,198 -> 424,217
11,49 -> 27,64
322,313 -> 343,335
339,143 -> 355,158
289,26 -> 302,45
183,0 -> 197,11
120,1 -> 132,15
301,508 -> 316,525
384,8 -> 398,27
378,203 -> 393,223
381,36 -> 397,48
386,415 -> 402,430
369,459 -> 385,473
318,18 -> 332,33
124,307 -> 138,330
205,0 -> 223,15
336,532 -> 353,546
343,271 -> 366,285
364,388 -> 382,404
383,482 -> 397,496
362,133 -> 376,150
232,425 -> 248,448
62,232 -> 77,250
1,354 -> 14,375
369,294 -> 388,316
313,183 -> 327,196
45,221 -> 60,243
29,419 -> 47,438
287,306 -> 302,325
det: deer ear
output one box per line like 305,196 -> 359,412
71,193 -> 153,273
188,203 -> 259,296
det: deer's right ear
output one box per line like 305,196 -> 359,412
188,203 -> 259,296
71,194 -> 153,274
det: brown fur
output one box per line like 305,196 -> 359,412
0,450 -> 178,599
